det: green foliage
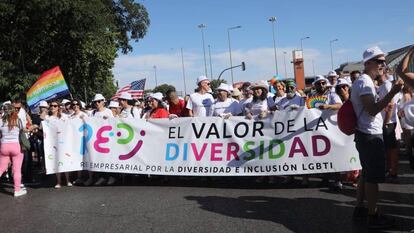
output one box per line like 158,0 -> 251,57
0,0 -> 149,102
210,79 -> 227,93
153,84 -> 176,97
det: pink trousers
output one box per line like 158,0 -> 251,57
0,142 -> 24,192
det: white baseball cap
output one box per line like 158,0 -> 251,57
336,78 -> 351,87
363,46 -> 386,63
108,101 -> 119,108
92,94 -> 105,102
312,75 -> 331,86
327,71 -> 339,77
39,101 -> 48,108
196,75 -> 209,85
251,80 -> 269,91
61,99 -> 70,105
216,83 -> 231,94
118,92 -> 132,100
150,92 -> 164,101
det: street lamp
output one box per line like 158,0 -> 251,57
208,45 -> 213,80
227,25 -> 242,84
330,38 -> 339,70
300,36 -> 310,51
153,65 -> 158,87
269,16 -> 278,75
180,48 -> 187,95
283,51 -> 288,79
198,24 -> 208,77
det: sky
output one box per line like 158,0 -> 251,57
113,0 -> 414,93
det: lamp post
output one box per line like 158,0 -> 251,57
330,38 -> 338,70
180,48 -> 187,94
283,51 -> 288,79
208,45 -> 213,80
153,65 -> 158,87
269,16 -> 278,75
227,25 -> 242,84
300,36 -> 310,51
197,24 -> 208,78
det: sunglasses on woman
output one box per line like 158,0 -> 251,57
50,104 -> 59,108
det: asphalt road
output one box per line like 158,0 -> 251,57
1,160 -> 413,233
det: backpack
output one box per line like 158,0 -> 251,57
337,100 -> 357,135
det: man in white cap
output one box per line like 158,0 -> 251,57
186,76 -> 214,117
327,70 -> 339,86
212,83 -> 242,117
310,75 -> 342,110
118,92 -> 141,119
351,46 -> 403,228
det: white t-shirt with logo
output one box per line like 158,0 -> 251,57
88,108 -> 113,118
245,99 -> 268,116
212,98 -> 242,116
119,107 -> 141,119
278,95 -> 305,110
186,92 -> 214,117
351,74 -> 383,134
377,80 -> 397,124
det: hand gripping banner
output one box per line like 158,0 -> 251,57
43,108 -> 361,176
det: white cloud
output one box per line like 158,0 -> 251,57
113,47 -> 338,93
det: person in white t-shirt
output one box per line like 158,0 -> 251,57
245,81 -> 269,120
212,83 -> 242,118
88,94 -> 113,119
186,76 -> 214,117
61,99 -> 73,118
108,101 -> 120,118
376,73 -> 399,182
239,82 -> 253,114
327,70 -> 339,93
351,46 -> 402,228
118,92 -> 141,119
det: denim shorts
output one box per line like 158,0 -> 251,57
354,131 -> 386,183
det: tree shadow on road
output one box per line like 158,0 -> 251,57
185,195 -> 414,233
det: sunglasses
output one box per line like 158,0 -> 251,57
50,104 -> 59,108
93,100 -> 103,104
14,107 -> 21,111
71,103 -> 80,107
316,82 -> 327,86
371,58 -> 386,65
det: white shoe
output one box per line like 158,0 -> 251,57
67,182 -> 73,187
54,184 -> 61,189
14,189 -> 27,197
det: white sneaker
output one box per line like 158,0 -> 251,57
67,182 -> 73,187
54,184 -> 61,189
14,189 -> 27,197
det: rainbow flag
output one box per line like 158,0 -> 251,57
27,66 -> 70,110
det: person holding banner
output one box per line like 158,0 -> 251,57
351,46 -> 403,228
277,80 -> 305,110
310,75 -> 342,110
147,93 -> 169,119
212,83 -> 242,118
245,81 -> 270,120
48,100 -> 71,189
108,101 -> 120,117
119,92 -> 141,119
186,76 -> 214,117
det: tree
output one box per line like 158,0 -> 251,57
210,79 -> 227,93
153,84 -> 176,97
0,0 -> 150,102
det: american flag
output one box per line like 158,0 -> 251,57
112,79 -> 146,100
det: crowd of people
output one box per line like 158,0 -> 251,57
1,46 -> 414,229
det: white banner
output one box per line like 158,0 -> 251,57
44,108 -> 361,176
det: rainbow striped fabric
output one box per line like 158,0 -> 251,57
27,66 -> 70,110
